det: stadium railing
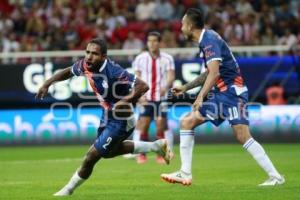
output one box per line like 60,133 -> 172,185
0,45 -> 298,61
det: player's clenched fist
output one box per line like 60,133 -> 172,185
35,84 -> 49,100
171,85 -> 187,96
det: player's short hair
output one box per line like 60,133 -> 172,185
147,31 -> 161,41
185,8 -> 204,29
89,38 -> 107,55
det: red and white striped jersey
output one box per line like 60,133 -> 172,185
133,51 -> 175,101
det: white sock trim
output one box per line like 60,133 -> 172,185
180,130 -> 195,136
243,138 -> 255,149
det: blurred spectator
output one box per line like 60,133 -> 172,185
290,0 -> 300,17
219,3 -> 236,24
122,31 -> 144,50
112,21 -> 129,43
0,0 -> 299,56
2,33 -> 20,63
121,0 -> 137,21
160,29 -> 178,48
106,7 -> 127,33
277,29 -> 298,49
11,3 -> 27,35
170,0 -> 185,20
135,0 -> 156,21
241,13 -> 258,45
261,27 -> 278,45
155,0 -> 174,20
236,0 -> 254,16
2,33 -> 20,53
0,13 -> 14,35
275,2 -> 295,22
25,15 -> 44,37
65,22 -> 79,44
224,15 -> 243,45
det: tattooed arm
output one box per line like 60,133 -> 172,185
171,71 -> 208,96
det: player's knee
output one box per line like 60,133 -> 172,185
233,124 -> 251,144
83,148 -> 101,166
180,115 -> 193,129
101,150 -> 113,158
102,147 -> 120,158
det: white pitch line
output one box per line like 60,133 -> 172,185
0,158 -> 82,164
0,181 -> 32,186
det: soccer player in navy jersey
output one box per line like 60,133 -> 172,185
36,38 -> 171,196
161,8 -> 284,186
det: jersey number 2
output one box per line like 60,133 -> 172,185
103,137 -> 112,149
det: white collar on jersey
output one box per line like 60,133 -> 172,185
99,59 -> 107,72
147,51 -> 160,59
198,29 -> 206,43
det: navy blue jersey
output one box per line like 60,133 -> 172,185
199,29 -> 247,93
71,58 -> 136,110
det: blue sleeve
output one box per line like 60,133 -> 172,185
71,59 -> 84,76
113,66 -> 136,89
202,39 -> 222,64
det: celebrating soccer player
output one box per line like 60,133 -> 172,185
36,38 -> 171,196
161,8 -> 284,186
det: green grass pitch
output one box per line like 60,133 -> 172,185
0,144 -> 299,200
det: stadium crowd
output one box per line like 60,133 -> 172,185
0,0 -> 300,54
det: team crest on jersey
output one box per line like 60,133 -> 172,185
102,80 -> 108,88
160,59 -> 167,67
199,51 -> 204,58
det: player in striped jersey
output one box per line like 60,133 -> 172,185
133,31 -> 175,164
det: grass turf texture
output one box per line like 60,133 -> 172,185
0,144 -> 299,200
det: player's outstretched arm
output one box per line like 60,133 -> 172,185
35,67 -> 74,99
171,71 -> 208,96
184,71 -> 209,91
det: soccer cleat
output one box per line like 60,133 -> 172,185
161,170 -> 192,185
136,154 -> 147,164
259,175 -> 285,186
169,151 -> 175,160
53,187 -> 73,196
154,139 -> 171,165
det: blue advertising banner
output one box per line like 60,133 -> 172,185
1,105 -> 299,144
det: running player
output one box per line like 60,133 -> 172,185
36,38 -> 171,196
